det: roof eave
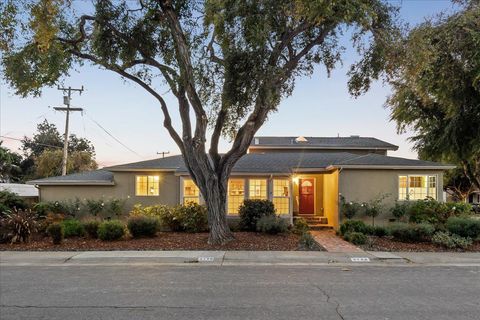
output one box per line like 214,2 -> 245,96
248,145 -> 398,150
106,168 -> 178,172
330,165 -> 455,170
27,181 -> 115,186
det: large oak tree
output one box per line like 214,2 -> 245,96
1,0 -> 398,244
387,0 -> 480,196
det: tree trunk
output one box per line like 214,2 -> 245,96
200,175 -> 235,245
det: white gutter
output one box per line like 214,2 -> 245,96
326,165 -> 456,170
27,181 -> 115,186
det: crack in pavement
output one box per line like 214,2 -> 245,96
312,284 -> 345,320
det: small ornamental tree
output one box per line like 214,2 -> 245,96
0,0 -> 398,244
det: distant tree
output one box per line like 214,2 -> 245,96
387,1 -> 480,190
19,120 -> 97,179
22,120 -> 95,157
0,141 -> 23,183
0,0 -> 398,244
35,149 -> 97,178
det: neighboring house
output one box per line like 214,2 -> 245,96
28,136 -> 454,227
0,183 -> 39,206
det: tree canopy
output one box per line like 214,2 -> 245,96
387,0 -> 480,191
1,0 -> 399,243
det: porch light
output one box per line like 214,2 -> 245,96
292,176 -> 299,184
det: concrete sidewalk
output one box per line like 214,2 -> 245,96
1,250 -> 480,267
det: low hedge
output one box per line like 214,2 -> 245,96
127,216 -> 160,238
97,220 -> 125,241
61,219 -> 85,238
46,223 -> 64,245
343,232 -> 367,245
432,231 -> 472,249
445,217 -> 480,239
339,220 -> 367,236
388,222 -> 435,242
256,215 -> 288,234
239,199 -> 276,231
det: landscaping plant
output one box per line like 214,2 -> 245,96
97,220 -> 125,241
292,218 -> 309,235
343,232 -> 367,245
46,223 -> 64,245
363,194 -> 388,226
83,220 -> 100,238
61,219 -> 85,238
298,232 -> 317,250
432,231 -> 472,249
340,196 -> 361,220
1,209 -> 38,243
176,203 -> 208,233
256,216 -> 289,235
388,222 -> 435,242
339,220 -> 367,236
390,201 -> 410,221
0,190 -> 28,213
239,199 -> 276,231
445,217 -> 480,239
127,216 -> 160,238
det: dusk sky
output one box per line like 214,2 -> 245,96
0,0 -> 459,168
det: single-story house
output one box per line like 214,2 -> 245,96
28,136 -> 454,228
0,183 -> 39,206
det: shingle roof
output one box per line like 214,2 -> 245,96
28,170 -> 114,185
250,136 -> 398,150
29,152 -> 454,185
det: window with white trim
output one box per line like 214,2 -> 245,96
183,179 -> 200,204
228,179 -> 245,214
249,179 -> 267,200
136,175 -> 160,196
272,179 -> 290,214
398,175 -> 437,200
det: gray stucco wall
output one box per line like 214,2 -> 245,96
338,169 -> 444,225
39,171 -> 180,213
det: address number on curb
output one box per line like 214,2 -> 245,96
351,257 -> 370,262
198,257 -> 215,262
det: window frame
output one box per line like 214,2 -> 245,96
182,178 -> 201,204
248,178 -> 268,200
227,178 -> 246,215
398,174 -> 438,201
272,178 -> 291,215
135,175 -> 160,197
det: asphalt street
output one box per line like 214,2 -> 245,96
1,264 -> 479,320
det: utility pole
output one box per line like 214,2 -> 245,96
157,151 -> 170,158
54,86 -> 84,176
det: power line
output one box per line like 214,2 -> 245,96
84,112 -> 143,159
0,135 -> 63,149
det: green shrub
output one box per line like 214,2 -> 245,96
292,218 -> 309,234
339,220 -> 367,236
83,220 -> 100,238
446,216 -> 480,239
106,198 -> 126,218
61,219 -> 85,238
33,202 -> 53,217
298,232 -> 317,250
363,194 -> 389,226
239,199 -> 276,231
373,226 -> 388,237
407,199 -> 471,225
98,220 -> 125,241
175,202 -> 208,233
340,196 -> 362,219
0,190 -> 27,211
256,215 -> 289,234
85,199 -> 105,216
391,201 -> 410,220
127,216 -> 160,238
388,222 -> 435,242
47,223 -> 64,244
343,232 -> 367,245
432,231 -> 472,249
0,209 -> 38,243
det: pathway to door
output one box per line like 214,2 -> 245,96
311,230 -> 364,253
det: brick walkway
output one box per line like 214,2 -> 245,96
311,230 -> 364,253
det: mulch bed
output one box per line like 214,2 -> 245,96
0,232 -> 319,251
362,236 -> 480,252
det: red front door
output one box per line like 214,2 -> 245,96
299,178 -> 314,214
